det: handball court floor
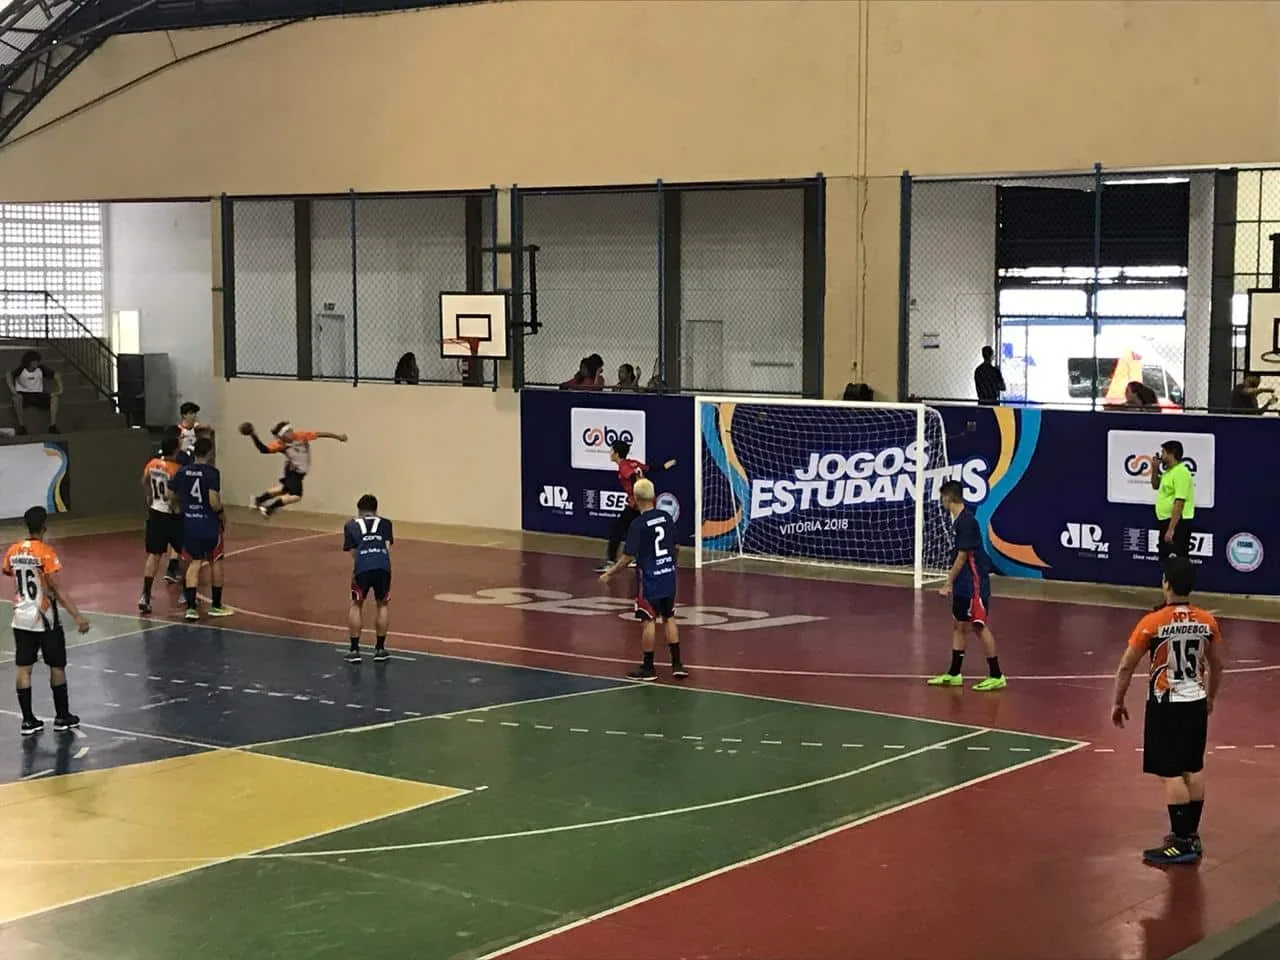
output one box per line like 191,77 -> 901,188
0,510 -> 1277,960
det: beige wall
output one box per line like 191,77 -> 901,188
217,379 -> 521,529
2,0 -> 1278,401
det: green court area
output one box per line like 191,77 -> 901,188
0,682 -> 1079,960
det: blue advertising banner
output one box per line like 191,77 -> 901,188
938,405 -> 1274,594
520,390 -> 695,545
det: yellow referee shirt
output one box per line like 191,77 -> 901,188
1155,462 -> 1195,521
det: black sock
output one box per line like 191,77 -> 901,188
642,650 -> 655,669
211,586 -> 223,608
1188,799 -> 1204,835
264,498 -> 284,516
668,642 -> 682,667
1168,803 -> 1194,840
375,635 -> 386,650
16,686 -> 35,722
166,558 -> 179,575
142,576 -> 154,599
349,636 -> 360,652
184,587 -> 198,610
947,650 -> 965,676
987,656 -> 1002,679
254,492 -> 269,506
51,682 -> 70,719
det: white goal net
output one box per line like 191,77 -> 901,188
694,397 -> 957,587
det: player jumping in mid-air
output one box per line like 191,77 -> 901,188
595,439 -> 676,573
930,479 -> 1006,690
171,437 -> 232,620
600,478 -> 687,681
343,494 -> 393,664
242,420 -> 347,517
3,506 -> 89,735
139,435 -> 184,614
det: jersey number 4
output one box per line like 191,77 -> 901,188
189,477 -> 203,503
1168,636 -> 1202,682
15,568 -> 39,601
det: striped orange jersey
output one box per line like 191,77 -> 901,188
266,430 -> 319,474
2,539 -> 63,632
142,456 -> 181,514
1127,603 -> 1222,704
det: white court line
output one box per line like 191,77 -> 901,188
0,727 -> 1004,866
474,740 -> 1092,960
0,622 -> 166,666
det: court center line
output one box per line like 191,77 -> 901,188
0,727 -> 1005,866
473,740 -> 1092,960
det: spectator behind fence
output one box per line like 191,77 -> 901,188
561,354 -> 605,390
7,351 -> 62,435
973,346 -> 1005,406
393,352 -> 420,385
615,364 -> 641,391
1229,374 -> 1274,414
1122,381 -> 1160,410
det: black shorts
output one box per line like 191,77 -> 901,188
1157,519 -> 1193,568
281,470 -> 304,498
14,627 -> 67,669
635,594 -> 676,622
952,591 -> 991,625
1143,700 -> 1209,778
352,568 -> 391,603
15,391 -> 50,410
144,510 -> 184,555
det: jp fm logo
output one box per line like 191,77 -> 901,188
1124,454 -> 1198,477
581,427 -> 634,448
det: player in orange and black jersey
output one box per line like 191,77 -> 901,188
2,506 -> 90,736
244,420 -> 347,516
139,436 -> 184,613
595,438 -> 676,573
1113,556 -> 1224,866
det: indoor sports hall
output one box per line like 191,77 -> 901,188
2,2 -> 1280,960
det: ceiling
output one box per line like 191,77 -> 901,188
0,0 -> 477,144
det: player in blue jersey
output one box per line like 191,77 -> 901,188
930,479 -> 1005,690
599,478 -> 687,681
343,494 -> 392,664
170,437 -> 232,621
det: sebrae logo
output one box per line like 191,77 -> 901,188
1122,454 -> 1200,478
748,443 -> 989,520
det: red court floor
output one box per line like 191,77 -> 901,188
35,521 -> 1280,960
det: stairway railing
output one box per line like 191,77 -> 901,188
0,290 -> 118,411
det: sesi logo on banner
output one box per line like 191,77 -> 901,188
570,407 -> 646,472
1106,430 -> 1216,508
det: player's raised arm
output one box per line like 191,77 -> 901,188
316,431 -> 348,443
240,422 -> 276,454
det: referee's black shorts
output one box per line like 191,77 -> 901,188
1143,700 -> 1208,778
1157,519 -> 1192,568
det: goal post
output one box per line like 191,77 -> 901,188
693,395 -> 955,588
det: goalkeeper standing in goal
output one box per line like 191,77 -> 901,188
930,480 -> 1006,691
595,439 -> 676,573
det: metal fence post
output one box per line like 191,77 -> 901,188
897,171 -> 912,400
656,179 -> 666,386
349,188 -> 358,387
511,185 -> 525,392
220,194 -> 237,379
1089,162 -> 1103,410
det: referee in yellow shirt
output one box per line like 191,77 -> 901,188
1150,440 -> 1195,567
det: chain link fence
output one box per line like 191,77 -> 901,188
231,199 -> 298,378
903,166 -> 1232,412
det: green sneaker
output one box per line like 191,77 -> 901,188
927,673 -> 964,686
207,606 -> 234,618
973,676 -> 1007,691
184,608 -> 200,621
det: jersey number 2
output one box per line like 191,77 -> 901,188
15,568 -> 38,601
1168,636 -> 1201,682
652,524 -> 668,558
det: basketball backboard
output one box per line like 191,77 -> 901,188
439,292 -> 510,359
1246,289 -> 1280,374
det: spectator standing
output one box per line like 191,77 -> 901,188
1229,374 -> 1274,414
615,364 -> 640,391
973,346 -> 1005,406
1150,440 -> 1195,569
6,351 -> 63,435
393,353 -> 420,385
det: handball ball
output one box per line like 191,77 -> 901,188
238,421 -> 254,436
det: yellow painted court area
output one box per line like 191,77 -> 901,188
0,748 -> 464,924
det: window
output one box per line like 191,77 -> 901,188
0,203 -> 106,338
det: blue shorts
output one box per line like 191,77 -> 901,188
635,593 -> 676,622
952,591 -> 990,625
183,524 -> 224,562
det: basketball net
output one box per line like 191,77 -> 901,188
443,337 -> 484,381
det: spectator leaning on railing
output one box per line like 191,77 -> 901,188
6,350 -> 63,435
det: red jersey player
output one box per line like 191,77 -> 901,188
595,438 -> 676,573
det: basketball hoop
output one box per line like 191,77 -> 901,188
442,337 -> 484,359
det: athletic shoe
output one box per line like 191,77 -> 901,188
926,673 -> 964,686
163,571 -> 180,584
1163,832 -> 1204,855
138,595 -> 152,614
207,606 -> 234,617
595,562 -> 612,573
973,676 -> 1008,692
627,666 -> 658,681
53,714 -> 80,733
184,608 -> 200,621
671,665 -> 690,679
20,717 -> 44,737
344,650 -> 362,664
373,647 -> 390,663
258,504 -> 270,517
1143,838 -> 1201,865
